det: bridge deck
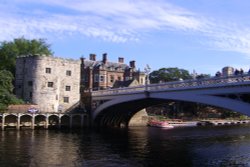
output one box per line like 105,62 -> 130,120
91,73 -> 250,96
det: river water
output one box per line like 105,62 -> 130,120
0,124 -> 250,167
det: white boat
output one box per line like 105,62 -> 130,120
168,121 -> 198,127
148,120 -> 174,128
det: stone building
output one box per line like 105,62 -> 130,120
15,55 -> 81,113
15,53 -> 146,113
80,53 -> 145,91
222,66 -> 234,76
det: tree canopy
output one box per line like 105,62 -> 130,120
0,37 -> 53,74
0,37 -> 53,111
149,67 -> 192,83
0,70 -> 23,111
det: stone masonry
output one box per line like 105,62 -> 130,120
15,53 -> 146,114
15,55 -> 81,113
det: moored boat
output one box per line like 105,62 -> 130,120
168,121 -> 198,127
148,120 -> 174,128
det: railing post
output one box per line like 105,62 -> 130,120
144,64 -> 151,92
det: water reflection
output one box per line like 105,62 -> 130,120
0,125 -> 250,167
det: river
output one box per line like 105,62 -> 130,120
0,124 -> 250,167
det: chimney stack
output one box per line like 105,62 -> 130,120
129,60 -> 135,68
80,57 -> 85,64
89,54 -> 96,61
118,57 -> 124,63
102,53 -> 107,64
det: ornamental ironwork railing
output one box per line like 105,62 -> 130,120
91,73 -> 250,96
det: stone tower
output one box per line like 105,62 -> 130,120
222,66 -> 234,76
15,55 -> 81,113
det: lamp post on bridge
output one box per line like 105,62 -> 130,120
144,64 -> 151,91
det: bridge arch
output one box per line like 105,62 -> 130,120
91,74 -> 250,127
20,114 -> 32,127
93,92 -> 250,127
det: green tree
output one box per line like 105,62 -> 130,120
0,70 -> 23,111
149,67 -> 192,83
196,74 -> 211,79
0,37 -> 53,74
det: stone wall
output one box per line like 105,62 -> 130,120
15,55 -> 81,113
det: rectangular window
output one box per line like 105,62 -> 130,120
110,75 -> 114,83
118,76 -> 121,81
141,78 -> 144,84
94,74 -> 99,82
63,97 -> 69,103
28,81 -> 33,86
29,92 -> 32,99
65,86 -> 71,91
100,75 -> 105,82
125,76 -> 130,81
66,70 -> 71,76
48,82 -> 54,87
84,75 -> 89,82
46,68 -> 51,74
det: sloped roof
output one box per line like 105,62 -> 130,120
113,79 -> 139,88
83,60 -> 129,70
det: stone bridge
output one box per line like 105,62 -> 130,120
89,74 -> 250,127
0,113 -> 89,130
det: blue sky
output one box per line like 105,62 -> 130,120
1,0 -> 250,75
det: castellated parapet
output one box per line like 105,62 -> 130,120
15,55 -> 81,113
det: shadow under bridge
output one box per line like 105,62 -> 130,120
93,94 -> 168,128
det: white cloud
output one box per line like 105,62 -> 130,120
1,0 -> 250,58
201,22 -> 250,58
0,0 -> 205,42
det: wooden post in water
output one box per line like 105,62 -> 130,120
1,114 -> 5,131
16,114 -> 20,130
45,115 -> 49,129
31,114 -> 35,130
58,114 -> 61,129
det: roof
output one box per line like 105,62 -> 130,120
113,79 -> 139,88
83,60 -> 129,70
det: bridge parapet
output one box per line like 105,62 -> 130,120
92,73 -> 250,96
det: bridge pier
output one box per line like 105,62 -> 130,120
128,109 -> 148,127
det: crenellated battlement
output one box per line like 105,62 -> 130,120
17,54 -> 81,64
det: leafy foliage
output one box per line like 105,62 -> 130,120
0,70 -> 23,111
0,70 -> 13,92
0,37 -> 53,74
195,74 -> 211,79
149,67 -> 192,83
0,37 -> 52,111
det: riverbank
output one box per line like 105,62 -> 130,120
197,119 -> 250,126
148,116 -> 250,128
